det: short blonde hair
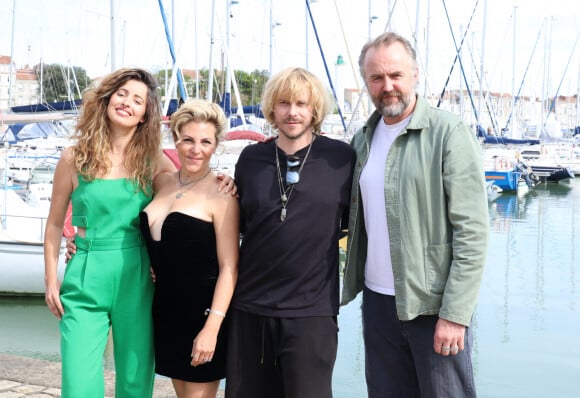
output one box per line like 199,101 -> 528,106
261,67 -> 331,134
170,99 -> 227,144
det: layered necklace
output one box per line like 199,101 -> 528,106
176,169 -> 211,199
275,135 -> 315,221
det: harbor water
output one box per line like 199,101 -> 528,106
1,178 -> 579,397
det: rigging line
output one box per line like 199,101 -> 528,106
543,30 -> 580,127
481,15 -> 511,95
465,40 -> 499,134
389,0 -> 434,101
70,66 -> 81,102
306,0 -> 347,133
478,16 -> 511,131
502,22 -> 544,134
382,0 -> 399,33
466,36 -> 500,133
213,14 -> 246,124
436,0 -> 479,116
331,0 -> 368,124
440,0 -> 480,123
157,0 -> 187,101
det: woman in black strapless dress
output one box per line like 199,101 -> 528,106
140,99 -> 239,398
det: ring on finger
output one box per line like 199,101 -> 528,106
441,346 -> 451,352
450,346 -> 459,352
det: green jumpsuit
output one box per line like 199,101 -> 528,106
59,176 -> 154,398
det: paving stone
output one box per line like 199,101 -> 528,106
0,353 -> 222,397
0,381 -> 20,391
12,385 -> 44,394
0,392 -> 25,397
25,395 -> 54,398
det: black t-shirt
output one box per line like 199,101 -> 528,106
233,135 -> 355,317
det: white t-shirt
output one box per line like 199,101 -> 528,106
360,115 -> 411,296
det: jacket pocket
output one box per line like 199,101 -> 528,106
424,243 -> 452,295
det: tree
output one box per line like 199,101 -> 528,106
155,68 -> 269,107
33,63 -> 90,103
234,69 -> 269,106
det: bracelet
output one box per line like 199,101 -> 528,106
204,308 -> 226,318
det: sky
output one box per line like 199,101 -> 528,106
1,0 -> 579,99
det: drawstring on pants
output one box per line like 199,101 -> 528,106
259,316 -> 279,367
260,317 -> 265,364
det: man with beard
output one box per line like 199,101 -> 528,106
341,32 -> 489,397
226,67 -> 355,398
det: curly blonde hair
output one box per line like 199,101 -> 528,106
261,67 -> 331,134
72,68 -> 162,192
170,99 -> 227,144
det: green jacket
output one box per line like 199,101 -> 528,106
341,95 -> 489,326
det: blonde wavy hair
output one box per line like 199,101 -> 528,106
261,67 -> 331,134
72,68 -> 162,192
170,99 -> 227,144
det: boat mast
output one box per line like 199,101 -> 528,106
39,58 -> 43,104
269,1 -> 281,76
2,0 -> 12,225
305,0 -> 347,132
157,0 -> 187,101
305,0 -> 318,69
576,59 -> 580,129
424,0 -> 431,99
224,0 -> 238,117
110,0 -> 117,71
8,0 -> 16,111
478,0 -> 487,128
2,141 -> 7,229
510,5 -> 517,136
207,0 -> 216,101
194,0 -> 199,98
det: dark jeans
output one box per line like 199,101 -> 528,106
362,286 -> 476,398
225,308 -> 338,398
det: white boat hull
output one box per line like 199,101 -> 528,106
1,187 -> 66,295
0,240 -> 66,295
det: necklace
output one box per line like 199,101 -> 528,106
176,169 -> 211,199
275,135 -> 315,221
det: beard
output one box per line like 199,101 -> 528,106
277,120 -> 312,141
373,91 -> 413,118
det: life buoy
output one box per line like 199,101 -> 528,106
163,148 -> 181,168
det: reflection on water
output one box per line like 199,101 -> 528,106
0,296 -> 60,361
1,180 -> 579,397
474,179 -> 579,397
0,296 -> 115,369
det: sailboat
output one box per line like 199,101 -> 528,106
0,185 -> 66,295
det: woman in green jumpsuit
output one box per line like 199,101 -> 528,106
44,68 -> 176,398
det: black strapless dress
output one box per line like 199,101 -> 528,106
139,211 -> 227,382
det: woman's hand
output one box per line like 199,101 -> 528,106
190,328 -> 217,367
64,238 -> 77,263
45,280 -> 64,319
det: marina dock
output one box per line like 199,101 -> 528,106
0,353 -> 224,397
